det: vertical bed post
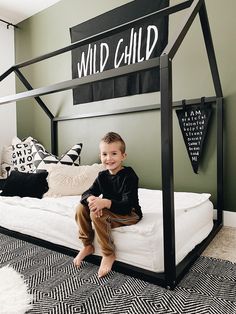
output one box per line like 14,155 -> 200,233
51,120 -> 58,156
216,97 -> 223,223
199,1 -> 224,224
160,53 -> 176,289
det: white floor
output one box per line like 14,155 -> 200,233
202,226 -> 236,263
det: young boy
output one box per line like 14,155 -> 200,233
73,132 -> 142,278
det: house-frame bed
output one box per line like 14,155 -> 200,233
0,0 -> 223,289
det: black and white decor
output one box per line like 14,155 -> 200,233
176,102 -> 212,173
12,141 -> 35,173
32,143 -> 83,170
70,0 -> 169,105
0,233 -> 235,314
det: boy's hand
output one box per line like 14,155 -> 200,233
87,195 -> 96,203
88,197 -> 111,217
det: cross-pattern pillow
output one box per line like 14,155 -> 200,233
32,143 -> 83,171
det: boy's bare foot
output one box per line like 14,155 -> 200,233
73,245 -> 94,267
98,254 -> 116,278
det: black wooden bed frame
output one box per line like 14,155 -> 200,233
0,0 -> 223,289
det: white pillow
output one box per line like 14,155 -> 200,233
1,145 -> 14,178
43,163 -> 105,197
11,136 -> 32,145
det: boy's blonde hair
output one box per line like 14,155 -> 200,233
101,132 -> 126,153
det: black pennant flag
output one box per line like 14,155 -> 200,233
176,101 -> 212,174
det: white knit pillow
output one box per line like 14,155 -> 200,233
43,163 -> 105,197
1,145 -> 15,178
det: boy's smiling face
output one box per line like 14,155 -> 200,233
99,141 -> 126,175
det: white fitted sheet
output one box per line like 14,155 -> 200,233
0,188 -> 213,272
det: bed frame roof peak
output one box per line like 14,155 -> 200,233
0,0 -> 222,105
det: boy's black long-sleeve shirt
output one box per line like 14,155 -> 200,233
80,166 -> 142,220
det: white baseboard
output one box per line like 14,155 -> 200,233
223,210 -> 236,228
214,210 -> 236,228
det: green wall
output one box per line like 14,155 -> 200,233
14,0 -> 236,212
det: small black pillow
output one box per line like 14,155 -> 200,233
0,179 -> 7,191
0,170 -> 49,198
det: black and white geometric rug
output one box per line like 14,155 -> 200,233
0,233 -> 235,314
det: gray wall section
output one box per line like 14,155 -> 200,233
14,0 -> 236,211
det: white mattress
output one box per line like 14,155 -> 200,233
0,188 -> 213,272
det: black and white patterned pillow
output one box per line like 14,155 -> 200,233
11,142 -> 35,173
32,143 -> 83,170
1,137 -> 45,177
11,138 -> 44,173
